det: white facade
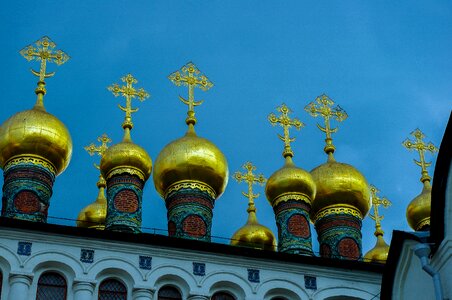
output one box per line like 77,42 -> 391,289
0,224 -> 383,300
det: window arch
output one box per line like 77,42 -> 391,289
212,291 -> 236,300
0,270 -> 3,298
36,272 -> 67,300
158,285 -> 182,300
98,278 -> 127,300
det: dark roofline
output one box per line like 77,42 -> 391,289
380,230 -> 425,300
0,217 -> 384,274
430,111 -> 452,250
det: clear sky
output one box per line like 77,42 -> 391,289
0,1 -> 451,254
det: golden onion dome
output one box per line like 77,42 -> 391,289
364,231 -> 390,263
153,124 -> 228,198
310,154 -> 370,221
265,156 -> 316,207
0,106 -> 72,175
77,177 -> 107,229
406,181 -> 431,231
230,206 -> 276,251
100,129 -> 152,181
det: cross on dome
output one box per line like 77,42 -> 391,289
305,94 -> 347,156
268,103 -> 304,158
168,62 -> 213,126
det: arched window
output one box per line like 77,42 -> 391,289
158,285 -> 182,300
36,272 -> 67,300
98,278 -> 127,300
271,298 -> 288,300
212,291 -> 235,300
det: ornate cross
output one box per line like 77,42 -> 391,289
108,74 -> 150,130
369,185 -> 391,230
402,128 -> 438,182
268,103 -> 304,158
84,134 -> 112,169
20,36 -> 70,83
233,162 -> 267,206
168,62 -> 213,125
305,94 -> 347,154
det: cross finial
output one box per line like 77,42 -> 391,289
168,62 -> 213,126
305,94 -> 348,157
108,74 -> 150,135
233,162 -> 266,211
19,36 -> 70,109
402,128 -> 438,183
268,103 -> 304,159
84,134 -> 112,170
369,185 -> 392,236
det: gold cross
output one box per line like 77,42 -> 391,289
402,128 -> 438,182
369,185 -> 391,230
268,103 -> 304,158
108,74 -> 150,130
20,36 -> 70,83
168,62 -> 213,125
233,162 -> 267,206
84,134 -> 112,169
305,94 -> 348,155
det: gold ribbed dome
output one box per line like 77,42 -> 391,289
266,156 -> 316,207
100,129 -> 152,181
406,181 -> 431,231
153,124 -> 228,198
310,154 -> 370,221
364,233 -> 390,263
230,207 -> 276,251
77,177 -> 107,229
0,107 -> 72,174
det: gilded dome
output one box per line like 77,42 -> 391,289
406,181 -> 431,231
153,124 -> 228,198
100,130 -> 152,181
310,155 -> 370,221
0,107 -> 72,175
265,156 -> 316,207
230,209 -> 276,251
364,234 -> 390,263
77,178 -> 107,230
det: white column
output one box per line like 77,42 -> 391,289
8,273 -> 33,300
73,281 -> 95,300
133,287 -> 154,300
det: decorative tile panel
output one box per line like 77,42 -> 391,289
305,275 -> 317,290
17,241 -> 32,256
80,249 -> 95,263
193,262 -> 206,276
247,269 -> 260,283
139,256 -> 152,270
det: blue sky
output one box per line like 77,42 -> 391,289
0,1 -> 451,254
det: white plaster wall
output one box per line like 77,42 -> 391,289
0,227 -> 382,300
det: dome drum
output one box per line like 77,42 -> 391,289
273,200 -> 313,255
165,182 -> 215,241
315,212 -> 363,260
1,157 -> 55,223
